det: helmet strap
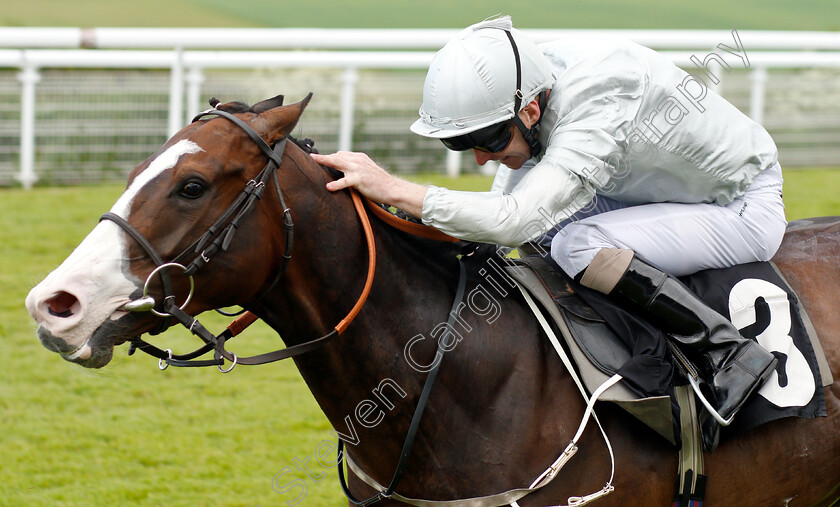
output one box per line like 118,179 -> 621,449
504,30 -> 546,158
511,91 -> 548,158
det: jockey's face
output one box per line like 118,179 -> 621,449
473,127 -> 532,169
472,100 -> 541,170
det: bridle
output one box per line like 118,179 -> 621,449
102,99 -> 375,372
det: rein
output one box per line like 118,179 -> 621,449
363,199 -> 459,243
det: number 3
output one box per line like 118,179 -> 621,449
728,278 -> 815,407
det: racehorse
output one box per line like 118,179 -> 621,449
25,95 -> 840,506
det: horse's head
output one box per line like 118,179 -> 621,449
25,94 -> 313,368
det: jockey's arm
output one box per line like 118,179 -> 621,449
312,150 -> 594,248
312,151 -> 427,218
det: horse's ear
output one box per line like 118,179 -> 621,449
250,93 -> 313,144
251,94 -> 284,113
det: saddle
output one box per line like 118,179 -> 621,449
506,254 -> 832,446
506,256 -> 678,443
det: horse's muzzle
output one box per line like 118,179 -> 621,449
36,326 -> 114,368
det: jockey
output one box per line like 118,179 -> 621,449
311,16 -> 785,444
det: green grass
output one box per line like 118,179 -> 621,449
781,168 -> 840,220
1,0 -> 838,30
1,169 -> 838,506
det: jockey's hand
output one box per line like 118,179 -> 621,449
311,151 -> 427,218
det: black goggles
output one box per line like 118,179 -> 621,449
440,120 -> 514,153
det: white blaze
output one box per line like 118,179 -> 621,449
25,140 -> 204,349
111,140 -> 204,218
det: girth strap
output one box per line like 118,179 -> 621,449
338,259 -> 467,506
674,385 -> 707,506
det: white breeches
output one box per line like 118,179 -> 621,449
549,163 -> 787,278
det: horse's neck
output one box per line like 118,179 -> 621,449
254,189 -> 459,378
253,199 -> 470,444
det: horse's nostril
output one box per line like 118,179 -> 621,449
45,291 -> 78,318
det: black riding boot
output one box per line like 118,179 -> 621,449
607,257 -> 777,446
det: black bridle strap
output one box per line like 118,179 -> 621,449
100,212 -> 174,300
129,339 -> 216,365
100,211 -> 177,335
116,101 -> 374,370
170,106 -> 292,279
244,168 -> 295,301
179,136 -> 290,277
217,328 -> 339,366
338,259 -> 467,506
125,276 -> 341,368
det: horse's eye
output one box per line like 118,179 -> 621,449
179,181 -> 206,199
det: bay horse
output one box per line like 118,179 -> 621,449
25,95 -> 840,506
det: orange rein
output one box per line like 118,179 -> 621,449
334,190 -> 377,334
362,198 -> 460,244
226,190 -> 456,338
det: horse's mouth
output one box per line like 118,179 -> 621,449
36,316 -> 142,369
37,326 -> 115,368
62,343 -> 115,369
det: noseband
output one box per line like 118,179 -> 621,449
101,101 -> 374,371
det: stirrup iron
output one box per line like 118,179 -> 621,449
669,342 -> 735,426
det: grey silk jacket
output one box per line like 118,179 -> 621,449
420,37 -> 778,247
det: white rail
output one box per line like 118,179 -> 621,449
2,28 -> 839,188
2,27 -> 840,50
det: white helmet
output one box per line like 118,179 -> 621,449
410,16 -> 554,140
